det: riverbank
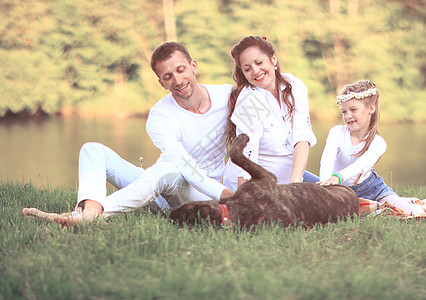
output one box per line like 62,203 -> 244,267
1,116 -> 425,188
2,108 -> 426,123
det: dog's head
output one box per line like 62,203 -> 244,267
169,200 -> 222,226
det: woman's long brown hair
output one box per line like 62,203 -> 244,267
226,36 -> 295,145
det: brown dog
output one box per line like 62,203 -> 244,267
170,134 -> 359,228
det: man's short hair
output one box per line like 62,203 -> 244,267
150,41 -> 193,76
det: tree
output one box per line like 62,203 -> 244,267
163,0 -> 177,41
0,0 -> 424,121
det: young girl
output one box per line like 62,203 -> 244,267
224,36 -> 317,190
317,80 -> 425,216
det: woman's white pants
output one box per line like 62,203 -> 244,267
76,142 -> 209,217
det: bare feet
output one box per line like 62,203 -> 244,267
21,200 -> 103,227
358,198 -> 380,214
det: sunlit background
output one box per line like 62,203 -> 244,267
0,0 -> 425,188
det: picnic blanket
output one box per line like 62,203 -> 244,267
359,197 -> 426,220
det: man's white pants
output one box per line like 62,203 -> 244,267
76,142 -> 210,217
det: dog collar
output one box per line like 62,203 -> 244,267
219,204 -> 231,226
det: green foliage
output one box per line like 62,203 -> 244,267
0,0 -> 165,117
0,0 -> 424,121
1,182 -> 425,299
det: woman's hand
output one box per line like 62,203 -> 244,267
237,177 -> 248,187
220,188 -> 235,200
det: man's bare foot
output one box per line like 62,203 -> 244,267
21,200 -> 103,227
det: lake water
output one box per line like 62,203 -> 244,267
0,117 -> 424,189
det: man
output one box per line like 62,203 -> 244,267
22,41 -> 234,225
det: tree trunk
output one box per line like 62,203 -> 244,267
329,0 -> 346,94
348,0 -> 359,16
333,34 -> 346,93
163,0 -> 177,41
329,0 -> 339,15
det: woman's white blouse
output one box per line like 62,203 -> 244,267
228,73 -> 317,182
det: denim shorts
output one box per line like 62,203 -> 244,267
302,171 -> 320,183
350,169 -> 396,201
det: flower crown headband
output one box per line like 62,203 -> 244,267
336,87 -> 378,105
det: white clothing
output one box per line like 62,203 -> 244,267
76,142 -> 205,217
319,125 -> 425,216
379,195 -> 425,216
147,84 -> 233,200
319,125 -> 387,185
76,84 -> 233,216
224,73 -> 316,189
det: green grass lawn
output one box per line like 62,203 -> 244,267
1,182 -> 425,300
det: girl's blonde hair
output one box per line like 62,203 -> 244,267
340,80 -> 380,157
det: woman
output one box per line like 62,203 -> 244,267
224,36 -> 317,190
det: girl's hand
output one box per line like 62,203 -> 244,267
316,175 -> 340,186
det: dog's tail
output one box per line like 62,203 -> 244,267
230,134 -> 277,182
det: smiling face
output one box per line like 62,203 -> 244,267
238,46 -> 278,95
340,99 -> 375,137
155,50 -> 199,103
